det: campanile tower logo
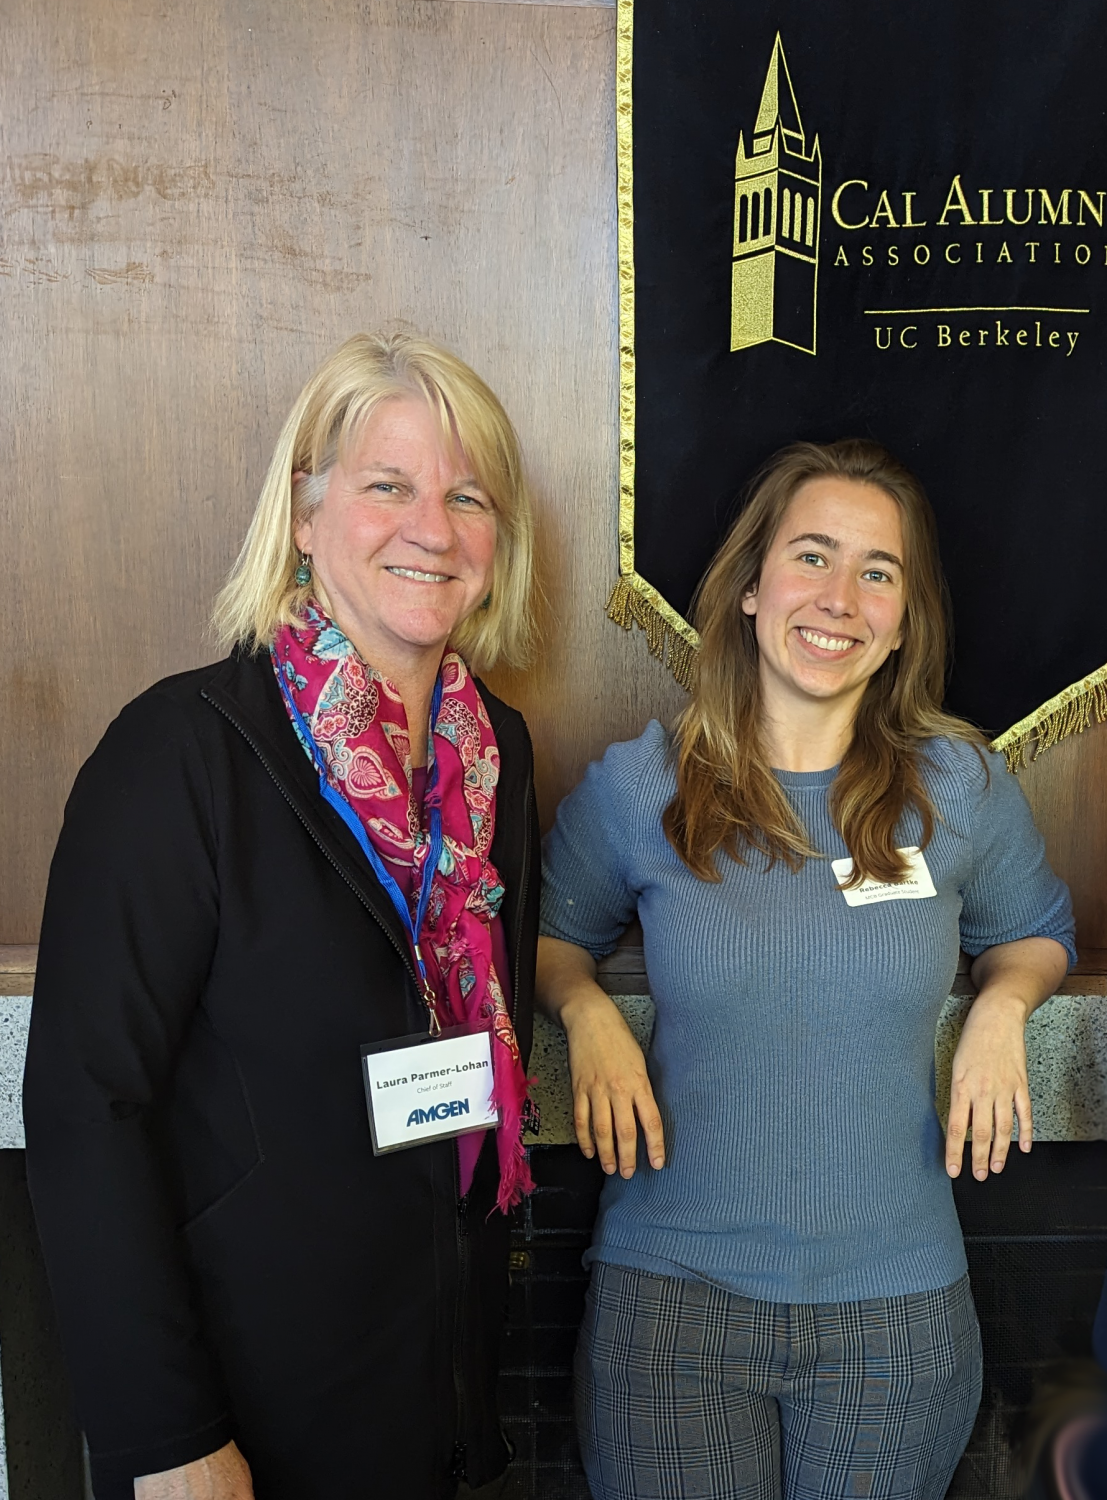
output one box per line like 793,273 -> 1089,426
731,34 -> 821,354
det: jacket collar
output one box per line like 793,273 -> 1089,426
199,648 -> 531,1009
201,648 -> 419,979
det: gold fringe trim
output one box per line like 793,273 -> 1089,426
611,0 -> 701,694
991,664 -> 1107,771
607,575 -> 700,690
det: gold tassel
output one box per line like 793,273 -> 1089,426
606,577 -> 698,690
991,665 -> 1107,771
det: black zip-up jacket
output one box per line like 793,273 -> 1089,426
23,649 -> 539,1500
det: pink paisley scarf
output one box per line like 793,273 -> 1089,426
273,603 -> 533,1211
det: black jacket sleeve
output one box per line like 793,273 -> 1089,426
23,689 -> 235,1489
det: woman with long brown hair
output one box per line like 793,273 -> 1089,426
537,440 -> 1074,1500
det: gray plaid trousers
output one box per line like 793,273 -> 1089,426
575,1263 -> 982,1500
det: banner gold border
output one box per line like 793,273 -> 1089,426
607,0 -> 1107,763
609,0 -> 701,687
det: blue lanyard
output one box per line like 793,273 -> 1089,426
275,660 -> 445,1032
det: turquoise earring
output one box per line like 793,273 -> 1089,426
295,553 -> 312,587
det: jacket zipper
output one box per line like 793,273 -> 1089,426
202,692 -> 423,1002
209,689 -> 521,1484
451,777 -> 531,1483
452,1160 -> 471,1484
456,763 -> 528,1484
512,789 -> 532,1010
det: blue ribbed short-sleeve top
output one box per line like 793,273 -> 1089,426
540,722 -> 1075,1304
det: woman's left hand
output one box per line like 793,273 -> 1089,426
945,991 -> 1032,1181
945,936 -> 1069,1181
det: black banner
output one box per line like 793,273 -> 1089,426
611,0 -> 1107,754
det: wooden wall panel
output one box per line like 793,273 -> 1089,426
1017,719 -> 1107,957
1,0 -> 1101,954
445,1 -> 615,8
0,0 -> 684,942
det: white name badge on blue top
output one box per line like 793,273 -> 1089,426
831,846 -> 937,907
361,1027 -> 499,1155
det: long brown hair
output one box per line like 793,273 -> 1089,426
663,439 -> 986,886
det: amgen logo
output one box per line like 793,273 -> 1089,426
407,1099 -> 471,1128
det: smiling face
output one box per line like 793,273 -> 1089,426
293,395 -> 497,678
741,475 -> 907,722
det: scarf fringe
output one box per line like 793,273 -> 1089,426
990,664 -> 1107,771
445,923 -> 534,1214
494,1134 -> 535,1215
491,1046 -> 534,1212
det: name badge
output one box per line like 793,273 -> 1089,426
361,1027 -> 499,1155
831,846 -> 937,907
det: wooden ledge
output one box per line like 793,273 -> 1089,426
0,945 -> 38,996
596,946 -> 1107,999
4,944 -> 1106,999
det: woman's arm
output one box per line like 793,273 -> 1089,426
24,689 -> 234,1490
135,1442 -> 254,1500
537,936 -> 665,1178
945,935 -> 1070,1180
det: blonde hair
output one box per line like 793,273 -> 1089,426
214,333 -> 535,672
663,439 -> 986,886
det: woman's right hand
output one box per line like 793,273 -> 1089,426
134,1441 -> 254,1499
536,936 -> 665,1178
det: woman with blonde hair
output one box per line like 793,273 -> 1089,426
25,333 -> 540,1500
538,440 -> 1075,1499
